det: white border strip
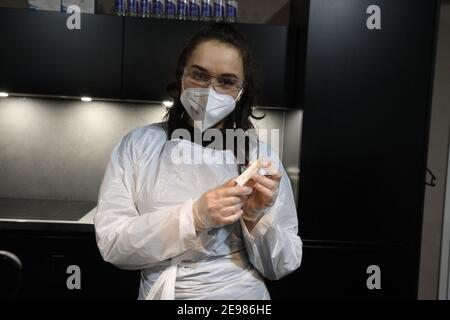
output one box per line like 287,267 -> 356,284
439,131 -> 450,300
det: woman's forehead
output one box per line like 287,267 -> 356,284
186,40 -> 244,77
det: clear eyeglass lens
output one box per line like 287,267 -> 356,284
185,68 -> 243,94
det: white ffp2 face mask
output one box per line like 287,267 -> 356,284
180,87 -> 243,132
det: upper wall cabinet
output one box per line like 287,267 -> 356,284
0,8 -> 298,107
0,9 -> 123,99
122,18 -> 297,107
122,19 -> 204,103
238,24 -> 297,108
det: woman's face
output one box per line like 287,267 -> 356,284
182,40 -> 245,99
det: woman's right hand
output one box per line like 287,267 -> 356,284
193,178 -> 253,231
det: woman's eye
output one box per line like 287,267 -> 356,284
219,77 -> 237,87
192,71 -> 210,82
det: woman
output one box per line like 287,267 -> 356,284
94,23 -> 302,300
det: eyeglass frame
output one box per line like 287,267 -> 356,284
182,65 -> 245,94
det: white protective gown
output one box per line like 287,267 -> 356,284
94,123 -> 302,300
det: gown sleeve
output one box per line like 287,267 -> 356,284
240,144 -> 303,280
94,128 -> 198,270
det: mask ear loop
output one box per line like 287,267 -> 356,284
180,78 -> 187,122
231,88 -> 244,129
181,77 -> 185,92
235,88 -> 244,103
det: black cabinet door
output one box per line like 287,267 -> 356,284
0,9 -> 123,99
266,242 -> 414,299
299,0 -> 437,243
0,228 -> 140,299
122,18 -> 296,107
238,24 -> 297,108
122,18 -> 204,102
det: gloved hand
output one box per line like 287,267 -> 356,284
242,159 -> 282,222
193,178 -> 253,231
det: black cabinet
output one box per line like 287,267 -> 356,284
299,0 -> 437,244
122,18 -> 297,107
0,9 -> 123,99
0,8 -> 297,107
122,18 -> 204,102
0,223 -> 140,299
266,242 -> 414,299
295,0 -> 438,299
0,223 -> 415,299
238,24 -> 297,108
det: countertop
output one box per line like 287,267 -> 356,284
0,198 -> 97,232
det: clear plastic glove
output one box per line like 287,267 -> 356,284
193,178 -> 253,231
242,159 -> 282,222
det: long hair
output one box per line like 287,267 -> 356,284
163,22 -> 264,139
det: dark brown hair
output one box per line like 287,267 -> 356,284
163,22 -> 264,137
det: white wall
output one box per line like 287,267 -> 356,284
419,0 -> 450,300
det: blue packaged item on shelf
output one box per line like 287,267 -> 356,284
177,0 -> 188,20
141,0 -> 150,17
225,0 -> 237,23
151,0 -> 164,18
165,0 -> 176,19
213,0 -> 225,21
115,0 -> 126,16
128,0 -> 138,16
201,0 -> 212,21
188,0 -> 200,21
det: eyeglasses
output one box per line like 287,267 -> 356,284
183,66 -> 245,95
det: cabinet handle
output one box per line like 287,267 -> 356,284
425,167 -> 436,187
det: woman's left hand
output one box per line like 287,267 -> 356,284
243,160 -> 282,222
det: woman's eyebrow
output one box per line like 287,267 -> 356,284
191,65 -> 239,79
220,73 -> 239,79
191,65 -> 210,73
